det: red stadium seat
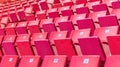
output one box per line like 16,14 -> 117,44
17,9 -> 27,21
0,55 -> 18,67
32,33 -> 54,59
112,1 -> 120,9
70,14 -> 86,25
104,55 -> 120,67
54,16 -> 69,26
16,21 -> 28,34
16,34 -> 34,56
89,11 -> 107,22
58,20 -> 74,37
26,14 -> 35,21
98,15 -> 118,27
70,29 -> 91,43
77,18 -> 95,35
86,0 -> 100,9
111,1 -> 120,19
41,19 -> 57,34
107,36 -> 120,55
39,1 -> 49,10
54,38 -> 77,60
36,11 -> 47,21
76,6 -> 90,17
28,20 -> 40,34
71,4 -> 84,12
9,11 -> 19,22
94,26 -> 119,42
78,37 -> 106,61
2,35 -> 17,55
47,8 -> 60,18
18,56 -> 40,67
41,55 -> 67,67
31,2 -> 40,12
5,23 -> 17,35
92,4 -> 109,14
69,55 -> 100,67
49,31 -> 68,44
59,6 -> 74,16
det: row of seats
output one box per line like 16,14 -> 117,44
0,16 -> 118,35
0,55 -> 120,67
0,29 -> 120,61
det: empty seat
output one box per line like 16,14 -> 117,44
9,11 -> 19,22
59,6 -> 74,16
76,6 -> 90,17
92,4 -> 109,14
32,33 -> 54,59
78,37 -> 106,61
70,14 -> 86,25
107,36 -> 120,55
17,9 -> 26,21
47,8 -> 60,18
49,31 -> 68,44
54,38 -> 77,60
5,23 -> 17,35
41,55 -> 67,67
70,29 -> 91,43
91,11 -> 108,21
36,11 -> 47,21
72,5 -> 84,14
104,55 -> 120,67
111,1 -> 120,19
26,14 -> 35,21
69,55 -> 100,67
94,26 -> 119,42
16,34 -> 34,55
77,18 -> 95,35
98,15 -> 118,27
86,0 -> 101,9
28,20 -> 40,34
58,20 -> 74,37
41,19 -> 57,34
2,35 -> 17,55
39,1 -> 49,10
18,56 -> 40,67
112,1 -> 120,9
54,16 -> 69,26
16,21 -> 28,34
0,55 -> 18,67
31,2 -> 40,12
